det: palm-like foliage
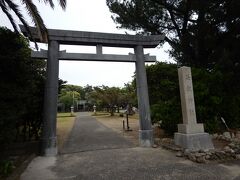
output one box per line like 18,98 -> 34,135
0,0 -> 66,46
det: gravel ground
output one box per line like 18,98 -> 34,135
20,112 -> 240,180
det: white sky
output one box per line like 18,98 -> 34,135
0,0 -> 173,87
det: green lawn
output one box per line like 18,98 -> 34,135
57,112 -> 76,118
91,112 -> 110,116
57,113 -> 76,148
92,112 -> 139,119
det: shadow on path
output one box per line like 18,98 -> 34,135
60,112 -> 134,154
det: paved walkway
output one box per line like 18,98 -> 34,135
60,112 -> 133,154
21,112 -> 240,180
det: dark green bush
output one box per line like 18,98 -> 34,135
151,101 -> 181,135
0,27 -> 45,146
0,160 -> 13,177
147,62 -> 240,135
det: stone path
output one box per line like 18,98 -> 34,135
21,112 -> 240,180
60,112 -> 133,154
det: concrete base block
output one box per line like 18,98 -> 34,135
41,137 -> 58,156
139,130 -> 153,147
174,132 -> 214,151
178,123 -> 204,134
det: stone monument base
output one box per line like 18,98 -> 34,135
178,123 -> 204,134
139,129 -> 153,147
174,132 -> 214,151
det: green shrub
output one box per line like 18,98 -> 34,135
0,27 -> 45,145
147,62 -> 240,135
0,160 -> 13,177
151,101 -> 181,135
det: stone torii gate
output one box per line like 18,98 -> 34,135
20,26 -> 164,156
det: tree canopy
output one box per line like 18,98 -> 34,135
58,84 -> 81,111
107,0 -> 240,69
0,27 -> 46,145
0,0 -> 67,46
81,84 -> 136,116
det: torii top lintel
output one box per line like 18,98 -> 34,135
20,25 -> 165,48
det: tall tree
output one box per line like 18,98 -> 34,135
89,86 -> 123,116
0,0 -> 67,45
59,91 -> 80,111
107,0 -> 240,69
0,27 -> 46,144
120,82 -> 137,107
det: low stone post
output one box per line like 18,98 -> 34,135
41,40 -> 59,156
174,66 -> 214,151
93,105 -> 96,115
70,106 -> 74,116
134,45 -> 153,147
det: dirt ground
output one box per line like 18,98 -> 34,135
95,114 -> 140,146
95,114 -> 231,150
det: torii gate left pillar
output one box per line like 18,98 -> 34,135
42,40 -> 59,155
20,25 -> 164,156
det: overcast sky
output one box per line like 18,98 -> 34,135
1,0 -> 173,87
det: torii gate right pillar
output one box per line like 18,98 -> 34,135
135,45 -> 153,147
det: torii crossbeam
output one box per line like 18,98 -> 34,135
31,49 -> 156,62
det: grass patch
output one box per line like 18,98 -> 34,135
57,112 -> 76,118
129,114 -> 139,120
92,112 -> 139,121
57,113 -> 76,149
94,114 -> 140,146
92,112 -> 139,120
113,113 -> 139,120
91,112 -> 110,116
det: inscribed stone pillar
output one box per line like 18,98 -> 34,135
134,45 -> 153,147
177,66 -> 204,133
174,66 -> 214,151
42,40 -> 59,156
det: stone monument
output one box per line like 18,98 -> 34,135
174,66 -> 214,151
